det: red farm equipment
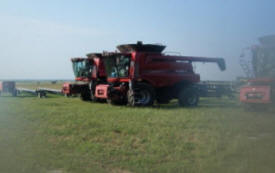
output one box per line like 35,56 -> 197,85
239,35 -> 275,107
65,42 -> 226,107
240,78 -> 275,105
62,54 -> 107,100
0,81 -> 17,96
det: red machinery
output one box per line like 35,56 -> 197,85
0,81 -> 17,96
67,42 -> 226,107
240,78 -> 275,104
239,35 -> 275,106
62,55 -> 107,100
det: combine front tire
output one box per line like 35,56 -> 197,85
127,83 -> 155,107
80,91 -> 91,101
178,86 -> 199,107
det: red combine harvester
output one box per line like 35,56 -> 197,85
0,81 -> 17,96
64,42 -> 226,107
239,35 -> 275,107
62,54 -> 107,100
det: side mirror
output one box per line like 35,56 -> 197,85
217,59 -> 226,71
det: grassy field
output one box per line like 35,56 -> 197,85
0,83 -> 275,173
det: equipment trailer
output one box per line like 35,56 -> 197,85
16,87 -> 63,98
65,42 -> 226,107
0,81 -> 63,98
197,81 -> 236,98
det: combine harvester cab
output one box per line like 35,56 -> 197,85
93,41 -> 226,107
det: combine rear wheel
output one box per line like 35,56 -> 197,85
127,83 -> 155,106
178,86 -> 199,107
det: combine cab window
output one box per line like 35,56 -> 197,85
72,60 -> 93,78
104,55 -> 130,78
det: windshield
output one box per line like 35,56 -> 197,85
103,54 -> 130,78
72,60 -> 93,78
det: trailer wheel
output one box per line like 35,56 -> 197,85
128,83 -> 155,106
178,86 -> 199,107
38,91 -> 46,98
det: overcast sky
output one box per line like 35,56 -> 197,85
0,0 -> 274,80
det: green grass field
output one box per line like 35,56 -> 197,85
0,83 -> 275,173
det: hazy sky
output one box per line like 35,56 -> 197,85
0,0 -> 274,80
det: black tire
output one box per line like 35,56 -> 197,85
156,97 -> 170,104
178,86 -> 199,107
80,91 -> 91,101
127,83 -> 155,107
